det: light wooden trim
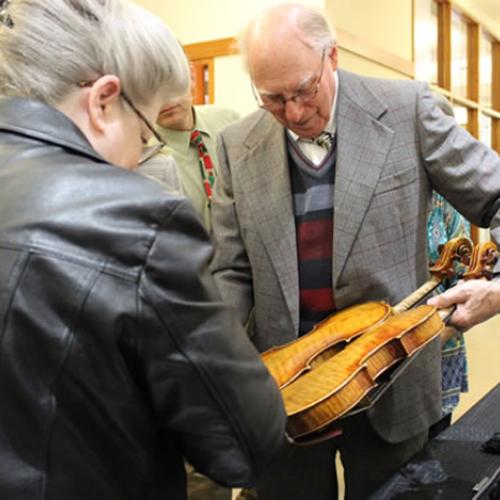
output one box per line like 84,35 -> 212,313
183,32 -> 415,78
467,22 -> 479,101
437,0 -> 452,90
431,87 -> 497,114
335,28 -> 414,78
184,37 -> 238,61
191,58 -> 215,105
448,94 -> 480,109
492,42 -> 500,112
467,108 -> 479,138
482,108 -> 500,120
467,22 -> 480,138
207,60 -> 215,104
492,120 -> 500,152
430,84 -> 452,97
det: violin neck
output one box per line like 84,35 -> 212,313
392,276 -> 441,314
438,305 -> 456,324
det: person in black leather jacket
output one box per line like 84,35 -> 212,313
0,1 -> 286,499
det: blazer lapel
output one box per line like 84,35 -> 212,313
333,71 -> 395,286
238,115 -> 299,333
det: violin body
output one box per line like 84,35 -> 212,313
262,302 -> 391,389
283,305 -> 443,439
262,236 -> 472,390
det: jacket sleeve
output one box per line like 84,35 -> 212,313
417,84 -> 500,263
138,197 -> 286,488
210,133 -> 255,328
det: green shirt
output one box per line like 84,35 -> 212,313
156,105 -> 239,232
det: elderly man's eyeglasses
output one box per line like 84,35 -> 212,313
251,49 -> 326,112
77,81 -> 165,164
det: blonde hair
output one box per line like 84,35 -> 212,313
0,0 -> 189,106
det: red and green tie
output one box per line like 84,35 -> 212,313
190,129 -> 216,201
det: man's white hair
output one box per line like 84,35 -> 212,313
238,3 -> 337,71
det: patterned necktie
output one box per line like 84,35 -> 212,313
190,129 -> 216,201
312,132 -> 334,150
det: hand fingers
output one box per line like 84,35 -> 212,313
427,291 -> 460,308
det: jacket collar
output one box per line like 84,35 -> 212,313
0,96 -> 104,162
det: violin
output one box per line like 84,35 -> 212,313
283,304 -> 443,440
262,237 -> 473,390
275,240 -> 497,444
262,302 -> 391,389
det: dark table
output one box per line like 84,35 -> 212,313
370,383 -> 500,499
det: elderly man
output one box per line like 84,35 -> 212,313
210,3 -> 500,499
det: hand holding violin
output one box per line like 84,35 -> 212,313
428,240 -> 500,332
428,279 -> 500,332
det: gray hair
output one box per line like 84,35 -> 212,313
0,0 -> 189,106
238,3 -> 336,70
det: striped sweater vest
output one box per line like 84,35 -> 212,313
287,135 -> 337,336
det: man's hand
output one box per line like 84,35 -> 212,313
428,279 -> 500,331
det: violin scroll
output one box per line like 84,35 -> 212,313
462,241 -> 498,280
429,236 -> 473,279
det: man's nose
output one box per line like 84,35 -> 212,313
283,99 -> 305,123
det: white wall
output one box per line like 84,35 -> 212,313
327,0 -> 413,61
136,0 -> 323,44
214,55 -> 257,117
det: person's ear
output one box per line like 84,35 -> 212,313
328,45 -> 338,71
86,75 -> 122,134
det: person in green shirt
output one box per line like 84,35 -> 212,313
139,64 -> 239,233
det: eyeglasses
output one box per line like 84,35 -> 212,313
120,92 -> 165,165
77,80 -> 165,164
251,49 -> 326,112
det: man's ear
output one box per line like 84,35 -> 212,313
328,46 -> 338,71
86,75 -> 122,134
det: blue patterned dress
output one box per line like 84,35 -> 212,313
427,192 -> 471,415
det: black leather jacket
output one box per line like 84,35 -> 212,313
0,97 -> 286,500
